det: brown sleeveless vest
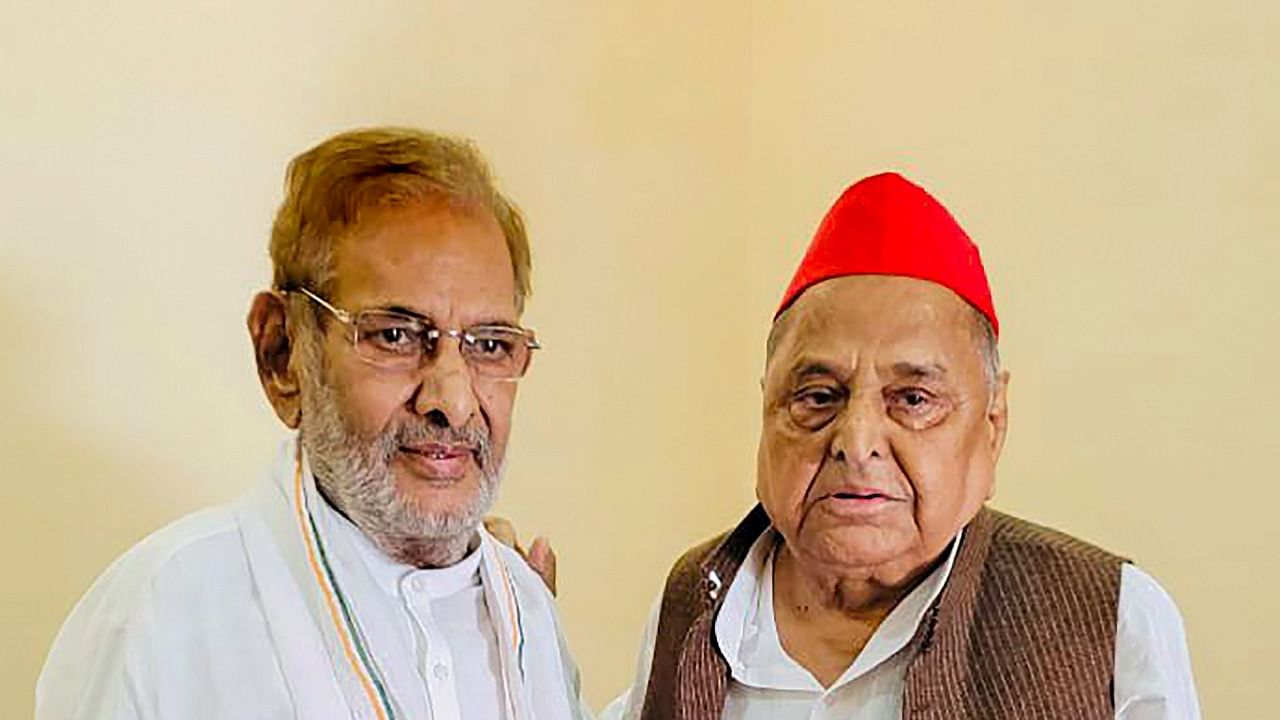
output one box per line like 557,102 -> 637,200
639,505 -> 1126,720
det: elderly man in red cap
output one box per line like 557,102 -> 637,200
604,173 -> 1199,719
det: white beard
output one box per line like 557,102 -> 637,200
295,331 -> 502,567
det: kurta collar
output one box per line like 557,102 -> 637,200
284,439 -> 547,720
315,486 -> 483,602
714,525 -> 962,691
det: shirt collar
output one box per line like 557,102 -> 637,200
714,527 -> 963,692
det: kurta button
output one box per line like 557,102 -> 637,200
433,662 -> 449,679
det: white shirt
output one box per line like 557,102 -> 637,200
604,529 -> 1200,720
328,491 -> 508,719
37,439 -> 589,720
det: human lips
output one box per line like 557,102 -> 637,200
397,442 -> 477,480
815,485 -> 907,516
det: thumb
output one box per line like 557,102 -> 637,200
528,536 -> 557,597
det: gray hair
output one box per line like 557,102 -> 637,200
972,308 -> 1000,390
270,127 -> 531,313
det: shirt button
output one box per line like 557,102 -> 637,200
433,662 -> 449,680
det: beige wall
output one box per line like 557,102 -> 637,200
1,1 -> 1274,716
746,6 -> 1280,717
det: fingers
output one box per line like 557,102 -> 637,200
483,516 -> 523,555
528,536 -> 558,597
484,516 -> 555,596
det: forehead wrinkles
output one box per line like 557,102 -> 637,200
782,295 -> 915,368
771,294 -> 977,390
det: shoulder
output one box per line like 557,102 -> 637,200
662,529 -> 731,598
122,505 -> 243,564
37,505 -> 253,716
965,509 -> 1129,631
1115,565 -> 1201,715
661,504 -> 773,600
1118,564 -> 1189,639
984,508 -> 1127,574
91,506 -> 247,607
51,505 -> 249,635
51,507 -> 251,641
968,509 -> 1128,646
672,530 -> 731,574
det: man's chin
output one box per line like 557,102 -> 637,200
798,522 -> 916,571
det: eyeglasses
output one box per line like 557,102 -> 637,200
288,286 -> 540,380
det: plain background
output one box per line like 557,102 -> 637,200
2,2 -> 1276,717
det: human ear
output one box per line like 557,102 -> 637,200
248,292 -> 303,428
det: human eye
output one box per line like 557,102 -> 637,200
358,314 -> 424,356
787,384 -> 845,429
467,329 -> 517,360
797,386 -> 841,408
886,386 -> 949,427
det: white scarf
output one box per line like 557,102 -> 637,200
233,438 -> 585,720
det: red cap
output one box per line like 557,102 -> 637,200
776,172 -> 998,336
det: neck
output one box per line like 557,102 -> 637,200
774,545 -> 926,615
771,543 -> 941,687
381,531 -> 478,569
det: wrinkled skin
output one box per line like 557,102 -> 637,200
758,275 -> 1009,685
250,196 -> 523,568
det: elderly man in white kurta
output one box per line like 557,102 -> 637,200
605,172 -> 1199,719
38,128 -> 588,720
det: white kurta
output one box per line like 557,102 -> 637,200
604,529 -> 1200,720
37,439 -> 590,720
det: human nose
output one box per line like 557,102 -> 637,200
829,390 -> 890,464
410,335 -> 478,428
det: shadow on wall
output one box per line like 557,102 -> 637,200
0,283 -> 180,718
